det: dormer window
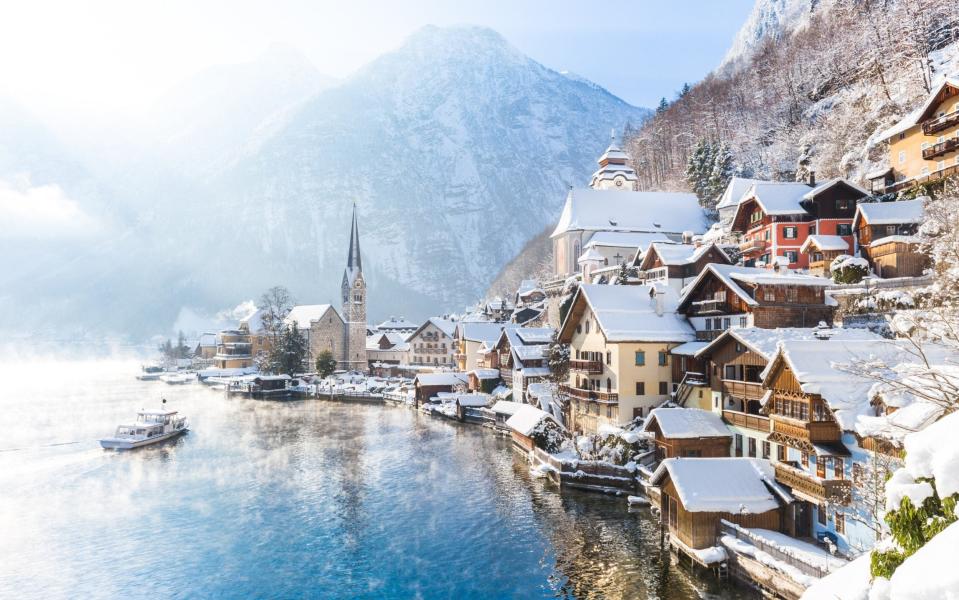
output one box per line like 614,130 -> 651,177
836,198 -> 850,210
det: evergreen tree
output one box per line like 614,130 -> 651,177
545,331 -> 570,385
278,322 -> 307,375
704,142 -> 733,209
677,82 -> 691,99
656,97 -> 669,114
615,262 -> 638,284
315,349 -> 338,379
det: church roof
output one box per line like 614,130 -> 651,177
285,304 -> 341,328
550,188 -> 708,238
344,204 -> 363,287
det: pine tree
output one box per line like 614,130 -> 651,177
315,349 -> 338,378
704,142 -> 733,210
545,331 -> 570,385
656,97 -> 669,114
615,262 -> 638,284
275,322 -> 307,375
677,82 -> 691,99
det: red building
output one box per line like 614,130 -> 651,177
731,178 -> 869,269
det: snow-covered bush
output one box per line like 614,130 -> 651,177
575,418 -> 650,465
529,418 -> 567,454
831,254 -> 870,284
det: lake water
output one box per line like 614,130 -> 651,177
0,360 -> 752,599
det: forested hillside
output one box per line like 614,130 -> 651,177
626,0 -> 959,202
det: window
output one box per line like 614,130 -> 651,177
724,365 -> 736,380
734,434 -> 743,457
668,496 -> 678,528
704,319 -> 712,331
818,504 -> 828,526
834,457 -> 843,479
634,351 -> 645,366
801,451 -> 809,467
658,351 -> 667,366
585,320 -> 590,333
836,198 -> 850,210
659,381 -> 668,395
606,405 -> 612,418
764,290 -> 776,301
777,444 -> 786,462
606,378 -> 611,393
898,150 -> 906,164
740,316 -> 748,327
633,407 -> 644,418
783,226 -> 797,239
898,132 -> 906,141
683,449 -> 703,457
809,223 -> 817,236
785,287 -> 798,303
714,397 -> 719,408
748,437 -> 757,458
764,229 -> 770,241
606,351 -> 611,365
835,511 -> 845,534
635,381 -> 645,395
837,223 -> 852,236
853,463 -> 864,485
762,441 -> 771,459
723,317 -> 731,329
784,251 -> 798,264
577,324 -> 582,334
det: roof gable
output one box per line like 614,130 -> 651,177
551,188 -> 708,239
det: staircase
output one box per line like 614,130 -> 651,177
672,372 -> 706,407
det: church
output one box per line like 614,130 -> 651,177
284,205 -> 368,373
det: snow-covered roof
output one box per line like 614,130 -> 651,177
584,231 -> 671,250
376,316 -> 419,331
715,177 -> 768,210
876,77 -> 959,141
853,199 -> 924,228
799,235 -> 850,253
550,188 -> 708,238
469,368 -> 500,379
505,404 -> 559,437
679,263 -> 831,309
650,458 -> 791,513
197,332 -> 217,347
669,341 -> 709,356
646,242 -> 717,266
501,327 -> 552,367
802,178 -> 869,200
515,328 -> 553,344
409,317 -> 457,339
643,408 -> 731,439
491,400 -> 525,416
239,309 -> 266,334
285,304 -> 338,328
741,182 -> 812,216
868,234 -> 921,248
458,322 -> 504,344
568,283 -> 695,343
452,393 -> 491,407
414,372 -> 469,387
696,326 -> 883,361
577,247 -> 606,263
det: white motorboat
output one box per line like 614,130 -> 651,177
100,409 -> 189,449
136,365 -> 165,381
159,372 -> 194,385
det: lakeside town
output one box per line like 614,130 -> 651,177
140,77 -> 959,600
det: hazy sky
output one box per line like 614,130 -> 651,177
0,0 -> 754,114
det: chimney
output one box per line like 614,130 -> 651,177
682,230 -> 693,244
808,170 -> 816,186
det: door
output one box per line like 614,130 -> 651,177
796,502 -> 811,538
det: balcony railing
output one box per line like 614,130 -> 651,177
771,415 -> 841,443
922,137 -> 959,159
689,299 -> 727,315
739,238 -> 767,253
722,409 -> 771,432
721,380 -> 765,401
922,110 -> 959,135
644,266 -> 668,282
883,163 -> 959,194
569,359 -> 603,374
774,462 -> 852,505
558,384 -> 619,403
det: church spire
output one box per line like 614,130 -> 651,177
346,203 -> 362,273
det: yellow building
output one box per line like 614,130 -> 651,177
557,283 -> 695,435
873,77 -> 959,194
213,330 -> 254,369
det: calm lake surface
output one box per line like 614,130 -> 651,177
0,360 -> 752,599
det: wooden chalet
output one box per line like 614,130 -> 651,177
677,263 -> 834,342
852,199 -> 927,278
799,235 -> 851,277
412,372 -> 469,407
641,407 -> 731,461
636,241 -> 731,290
649,458 -> 793,551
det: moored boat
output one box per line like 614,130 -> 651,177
100,409 -> 189,450
159,372 -> 194,385
136,365 -> 165,381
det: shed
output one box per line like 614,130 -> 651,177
642,408 -> 732,461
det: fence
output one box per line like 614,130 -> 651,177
718,519 -> 829,579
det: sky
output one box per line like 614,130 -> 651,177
0,0 -> 755,116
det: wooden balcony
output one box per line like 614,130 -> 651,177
569,359 -> 603,374
739,238 -> 767,253
689,299 -> 727,315
771,415 -> 841,443
721,379 -> 765,401
774,462 -> 852,505
922,110 -> 959,135
695,330 -> 724,342
558,384 -> 619,403
722,410 -> 771,432
883,163 -> 959,194
922,137 -> 959,159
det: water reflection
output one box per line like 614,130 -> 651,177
0,361 -> 752,599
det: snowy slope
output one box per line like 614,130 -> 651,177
720,0 -> 822,70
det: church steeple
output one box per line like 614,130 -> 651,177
341,203 -> 367,373
589,129 -> 638,191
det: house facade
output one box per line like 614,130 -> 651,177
454,322 -> 504,372
852,199 -> 927,278
873,77 -> 959,194
731,179 -> 868,269
213,330 -> 254,369
408,318 -> 457,367
557,284 -> 694,434
637,241 -> 732,293
285,304 -> 346,370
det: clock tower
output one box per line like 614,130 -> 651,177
341,204 -> 368,372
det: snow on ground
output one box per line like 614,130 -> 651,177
886,520 -> 959,600
800,554 -> 871,600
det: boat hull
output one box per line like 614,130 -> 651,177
100,428 -> 188,450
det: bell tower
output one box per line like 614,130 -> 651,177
341,204 -> 368,372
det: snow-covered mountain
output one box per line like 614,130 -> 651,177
0,25 -> 648,339
184,25 -> 649,323
720,0 -> 823,69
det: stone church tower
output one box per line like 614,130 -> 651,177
341,205 -> 368,372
